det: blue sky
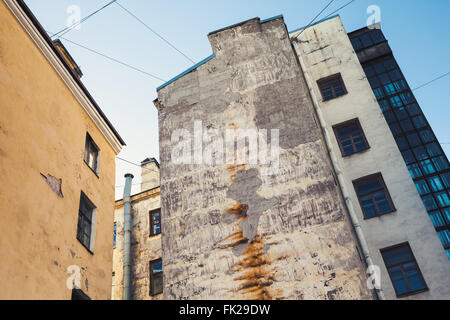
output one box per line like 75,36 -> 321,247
24,0 -> 450,198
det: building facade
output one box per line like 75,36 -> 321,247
155,15 -> 450,300
0,0 -> 125,299
156,16 -> 374,300
348,24 -> 450,260
291,15 -> 450,299
112,158 -> 163,300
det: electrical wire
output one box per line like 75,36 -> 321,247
52,0 -> 117,39
292,0 -> 335,40
114,1 -> 195,64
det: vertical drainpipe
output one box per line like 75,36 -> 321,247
290,39 -> 385,300
122,173 -> 134,300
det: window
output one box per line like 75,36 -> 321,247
380,243 -> 427,297
317,73 -> 347,101
84,133 -> 100,174
113,223 -> 117,249
76,192 -> 96,252
150,209 -> 161,236
150,259 -> 163,296
353,173 -> 395,219
333,119 -> 369,156
71,288 -> 91,300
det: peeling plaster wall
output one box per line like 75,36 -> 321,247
290,16 -> 450,300
112,188 -> 162,300
0,1 -> 117,299
157,17 -> 373,300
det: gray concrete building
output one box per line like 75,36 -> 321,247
148,15 -> 449,300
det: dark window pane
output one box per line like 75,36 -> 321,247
355,178 -> 382,195
432,156 -> 449,171
351,37 -> 363,51
374,62 -> 385,74
371,29 -> 385,44
441,173 -> 450,188
442,208 -> 450,224
422,195 -> 438,211
438,230 -> 450,247
406,103 -> 420,116
389,69 -> 402,81
436,192 -> 450,208
369,76 -> 380,88
403,262 -> 426,291
379,73 -> 391,85
400,92 -> 414,105
415,180 -> 430,195
384,111 -> 396,123
401,150 -> 415,164
420,159 -> 436,175
389,266 -> 409,295
400,119 -> 414,132
379,100 -> 390,112
429,211 -> 446,228
428,176 -> 444,192
389,123 -> 402,136
374,87 -> 385,99
383,246 -> 413,267
383,59 -> 396,71
412,116 -> 427,129
396,137 -> 409,151
390,96 -> 403,108
419,130 -> 435,143
364,65 -> 375,77
408,163 -> 422,179
413,146 -> 428,160
393,80 -> 407,93
426,143 -> 442,157
395,108 -> 408,120
318,74 -> 346,101
407,133 -> 421,147
360,33 -> 373,47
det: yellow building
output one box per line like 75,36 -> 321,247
0,0 -> 125,299
112,158 -> 162,300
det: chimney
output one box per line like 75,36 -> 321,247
52,39 -> 83,79
140,158 -> 160,191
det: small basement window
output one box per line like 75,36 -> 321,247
317,73 -> 347,101
84,133 -> 100,174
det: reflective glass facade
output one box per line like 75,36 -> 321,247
350,29 -> 450,259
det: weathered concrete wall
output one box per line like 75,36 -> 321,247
141,159 -> 160,192
290,16 -> 450,299
0,1 -> 118,299
157,17 -> 373,300
112,187 -> 162,300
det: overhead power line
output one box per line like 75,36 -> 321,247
114,1 -> 196,64
323,0 -> 356,19
52,0 -> 117,39
413,71 -> 450,92
293,0 -> 335,40
46,30 -> 166,82
116,157 -> 155,172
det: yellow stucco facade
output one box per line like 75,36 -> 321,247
0,0 -> 124,299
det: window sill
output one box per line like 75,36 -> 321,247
322,92 -> 348,102
84,160 -> 99,179
363,209 -> 397,221
396,287 -> 429,298
341,146 -> 371,158
149,233 -> 162,238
